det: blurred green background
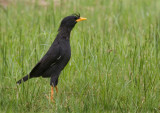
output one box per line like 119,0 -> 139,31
0,0 -> 160,112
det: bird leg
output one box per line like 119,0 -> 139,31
55,86 -> 58,93
51,86 -> 54,103
48,86 -> 58,103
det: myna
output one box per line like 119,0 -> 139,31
16,14 -> 87,102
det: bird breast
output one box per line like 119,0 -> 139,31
59,41 -> 71,64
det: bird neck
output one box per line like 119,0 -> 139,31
58,27 -> 72,39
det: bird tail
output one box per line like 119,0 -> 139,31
16,75 -> 30,85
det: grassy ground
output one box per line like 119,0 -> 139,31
0,0 -> 160,112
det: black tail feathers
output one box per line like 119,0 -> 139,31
16,75 -> 30,85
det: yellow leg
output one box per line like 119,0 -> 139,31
55,86 -> 58,93
51,86 -> 54,102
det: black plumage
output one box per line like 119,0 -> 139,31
16,14 -> 87,91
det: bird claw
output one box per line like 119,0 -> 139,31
45,94 -> 55,103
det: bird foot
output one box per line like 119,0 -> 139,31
45,94 -> 55,103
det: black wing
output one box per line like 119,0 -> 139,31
29,43 -> 61,77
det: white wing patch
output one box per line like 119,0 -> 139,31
50,56 -> 61,67
57,56 -> 61,60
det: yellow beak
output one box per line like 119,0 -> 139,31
76,17 -> 87,22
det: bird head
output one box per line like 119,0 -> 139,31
58,14 -> 87,32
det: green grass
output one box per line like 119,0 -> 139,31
0,0 -> 160,112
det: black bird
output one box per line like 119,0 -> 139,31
16,14 -> 87,102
